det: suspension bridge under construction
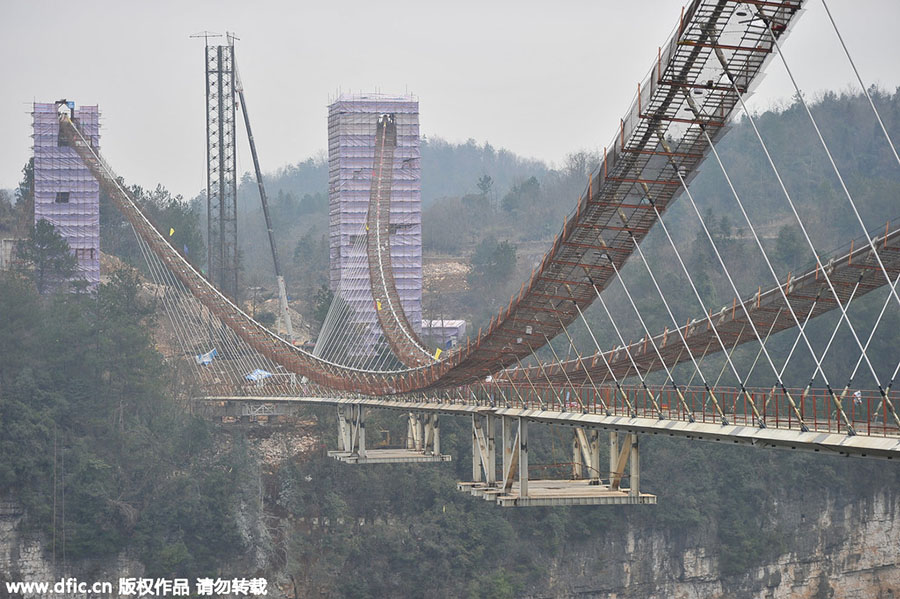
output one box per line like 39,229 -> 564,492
42,0 -> 900,507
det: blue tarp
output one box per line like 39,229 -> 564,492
195,348 -> 218,365
245,368 -> 273,382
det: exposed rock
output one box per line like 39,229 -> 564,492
526,492 -> 900,598
0,499 -> 143,598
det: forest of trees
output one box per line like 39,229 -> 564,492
0,261 -> 245,576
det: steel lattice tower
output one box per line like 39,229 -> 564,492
205,40 -> 238,299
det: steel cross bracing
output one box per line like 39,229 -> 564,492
205,42 -> 239,300
59,0 -> 805,397
365,114 -> 434,367
508,225 -> 900,385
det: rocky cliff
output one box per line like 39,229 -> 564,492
532,491 -> 899,598
3,431 -> 898,599
0,500 -> 143,597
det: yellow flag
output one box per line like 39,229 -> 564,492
169,228 -> 175,236
376,300 -> 382,311
434,348 -> 442,360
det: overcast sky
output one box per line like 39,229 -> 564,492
2,1 -> 900,199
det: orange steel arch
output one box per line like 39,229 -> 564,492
365,114 -> 434,367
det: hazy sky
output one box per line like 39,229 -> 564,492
3,1 -> 900,199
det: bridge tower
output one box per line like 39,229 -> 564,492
32,101 -> 101,290
203,35 -> 239,299
327,93 -> 423,356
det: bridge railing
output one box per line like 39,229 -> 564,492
441,383 -> 897,437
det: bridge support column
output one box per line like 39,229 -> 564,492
500,416 -> 528,498
572,427 -> 601,484
519,418 -> 528,498
431,414 -> 441,455
331,408 -> 450,464
610,432 -> 641,495
337,406 -> 351,452
407,413 -> 441,456
460,420 -> 655,507
609,431 -> 619,485
408,413 -> 418,450
430,414 -> 440,456
629,434 -> 640,496
335,405 -> 365,458
356,405 -> 366,459
471,413 -> 496,484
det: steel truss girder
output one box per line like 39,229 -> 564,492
366,114 -> 433,367
511,226 -> 900,384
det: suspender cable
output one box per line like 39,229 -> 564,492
821,1 -> 900,401
499,365 -> 529,408
542,333 -> 585,412
653,127 -> 794,429
771,298 -> 818,383
636,181 -> 756,423
821,0 -> 900,171
601,247 -> 709,423
705,22 -> 888,432
853,270 -> 900,385
627,232 -> 731,424
756,7 -> 900,318
552,312 -> 609,413
565,294 -> 635,416
687,340 -> 714,389
591,284 -> 666,419
529,344 -> 565,409
514,354 -> 546,410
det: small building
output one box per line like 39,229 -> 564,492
421,319 -> 467,350
0,237 -> 19,270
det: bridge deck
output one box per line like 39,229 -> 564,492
202,395 -> 900,460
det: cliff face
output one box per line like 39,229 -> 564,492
532,491 -> 900,599
3,438 -> 898,599
0,500 -> 143,596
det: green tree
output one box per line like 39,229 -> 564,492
501,176 -> 540,212
477,175 -> 493,196
774,224 -> 803,268
135,184 -> 206,268
468,238 -> 517,288
256,310 -> 276,327
0,190 -> 16,232
16,219 -> 78,294
15,158 -> 34,207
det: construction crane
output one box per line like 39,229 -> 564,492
233,53 -> 294,342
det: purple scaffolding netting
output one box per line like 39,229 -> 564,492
33,102 -> 100,287
326,94 -> 423,357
